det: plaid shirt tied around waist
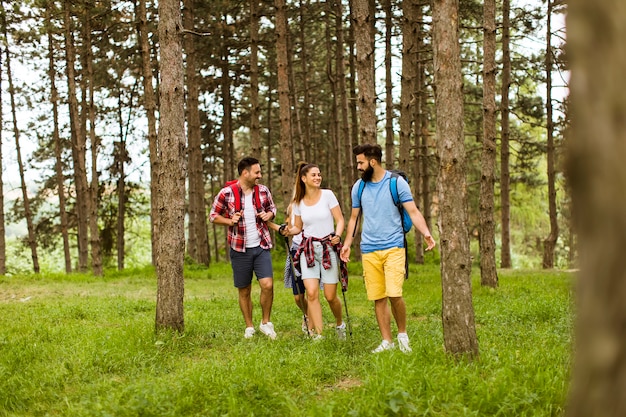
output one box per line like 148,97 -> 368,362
293,234 -> 349,291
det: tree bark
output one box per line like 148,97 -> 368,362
352,0 -> 377,144
335,0 -> 353,207
499,0 -> 512,268
46,3 -> 72,273
135,0 -> 159,267
399,0 -> 418,175
432,0 -> 478,357
383,0 -> 394,167
155,0 -> 186,332
250,0 -> 261,156
566,0 -> 626,414
3,24 -> 40,274
0,30 -> 5,275
275,0 -> 294,203
82,1 -> 103,276
542,0 -> 558,269
183,0 -> 210,266
478,0 -> 498,288
63,0 -> 90,272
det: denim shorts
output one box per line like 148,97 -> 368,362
230,246 -> 273,288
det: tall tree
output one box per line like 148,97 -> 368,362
275,0 -> 293,202
184,0 -> 210,266
155,0 -> 186,332
499,0 -> 512,268
0,17 -> 5,275
82,0 -> 103,276
3,17 -> 40,273
432,0 -> 479,357
478,0 -> 498,288
250,0 -> 261,156
335,0 -> 353,204
542,0 -> 558,269
566,0 -> 626,414
383,0 -> 394,167
46,1 -> 72,273
135,0 -> 159,267
352,0 -> 377,144
399,0 -> 417,174
62,0 -> 90,272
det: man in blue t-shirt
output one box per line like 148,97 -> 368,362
340,144 -> 436,353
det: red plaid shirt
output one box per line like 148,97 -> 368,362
209,183 -> 276,252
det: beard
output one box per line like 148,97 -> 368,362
360,165 -> 374,182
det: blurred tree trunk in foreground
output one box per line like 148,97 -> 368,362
566,0 -> 626,415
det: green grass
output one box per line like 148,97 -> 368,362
0,262 -> 573,416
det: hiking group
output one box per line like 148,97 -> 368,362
209,143 -> 435,353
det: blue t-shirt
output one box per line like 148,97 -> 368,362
351,171 -> 413,253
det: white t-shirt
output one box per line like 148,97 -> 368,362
244,192 -> 261,248
292,189 -> 339,239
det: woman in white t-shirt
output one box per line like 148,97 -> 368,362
281,163 -> 346,340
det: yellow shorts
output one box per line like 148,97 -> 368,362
362,247 -> 406,300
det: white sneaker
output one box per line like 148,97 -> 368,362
311,334 -> 324,341
372,339 -> 395,353
244,327 -> 255,339
397,333 -> 412,353
336,322 -> 347,340
259,321 -> 277,340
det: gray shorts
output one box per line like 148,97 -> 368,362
230,246 -> 273,288
299,242 -> 339,285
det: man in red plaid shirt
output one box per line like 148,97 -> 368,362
210,157 -> 278,339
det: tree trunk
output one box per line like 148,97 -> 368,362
566,0 -> 626,414
414,1 -> 428,264
399,0 -> 417,175
250,0 -> 261,156
352,0 -> 377,144
155,0 -> 186,333
383,0 -> 394,167
478,0 -> 498,288
83,2 -> 103,276
63,0 -> 90,272
0,34 -> 5,275
336,0 -> 353,207
432,0 -> 479,357
46,3 -> 72,274
542,0 -> 558,269
299,0 -> 312,164
275,0 -> 294,203
136,0 -> 159,267
348,0 -> 358,153
114,97 -> 128,271
499,0 -> 512,269
221,23 -> 234,183
3,27 -> 40,273
184,0 -> 210,266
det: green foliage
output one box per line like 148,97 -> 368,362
0,264 -> 573,416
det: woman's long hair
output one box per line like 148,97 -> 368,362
293,163 -> 318,204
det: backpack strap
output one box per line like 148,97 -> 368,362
227,181 -> 242,213
252,184 -> 262,212
352,179 -> 366,238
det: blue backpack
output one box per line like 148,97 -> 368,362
355,170 -> 413,234
354,170 -> 412,277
